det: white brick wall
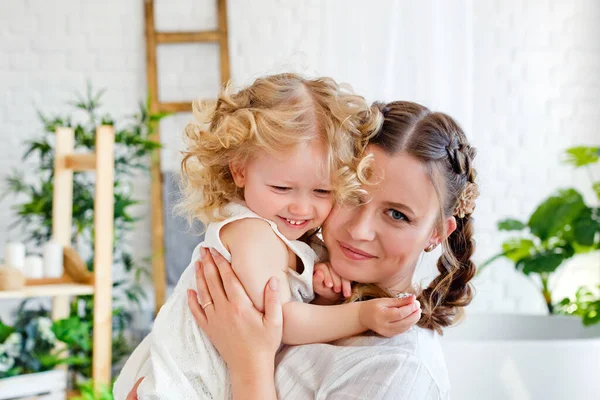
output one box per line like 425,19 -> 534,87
470,0 -> 600,313
0,0 -> 599,320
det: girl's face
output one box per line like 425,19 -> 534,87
231,141 -> 334,241
322,145 -> 456,291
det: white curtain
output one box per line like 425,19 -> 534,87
160,0 -> 473,172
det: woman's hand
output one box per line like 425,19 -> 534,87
187,247 -> 283,371
125,377 -> 143,400
359,295 -> 422,337
313,262 -> 352,300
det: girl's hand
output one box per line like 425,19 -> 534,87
359,295 -> 421,337
313,262 -> 353,300
187,248 -> 283,371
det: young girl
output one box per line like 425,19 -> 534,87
116,74 -> 421,400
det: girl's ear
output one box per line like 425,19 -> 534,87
229,161 -> 246,188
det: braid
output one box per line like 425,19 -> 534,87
417,214 -> 477,334
338,101 -> 479,335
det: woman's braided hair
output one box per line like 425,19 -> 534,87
347,101 -> 479,334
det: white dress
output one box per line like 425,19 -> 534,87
114,202 -> 316,400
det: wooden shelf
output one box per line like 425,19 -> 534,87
0,283 -> 94,299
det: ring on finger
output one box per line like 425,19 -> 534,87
202,301 -> 214,310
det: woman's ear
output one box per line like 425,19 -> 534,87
427,216 -> 457,248
229,162 -> 246,188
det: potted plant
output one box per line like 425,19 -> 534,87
0,304 -> 87,399
441,146 -> 600,400
2,85 -> 167,387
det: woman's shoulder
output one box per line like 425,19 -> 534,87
338,327 -> 449,396
276,327 -> 450,399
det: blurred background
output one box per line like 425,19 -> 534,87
0,1 -> 598,399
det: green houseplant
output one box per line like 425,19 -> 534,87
2,85 -> 167,380
481,146 -> 600,322
0,303 -> 86,379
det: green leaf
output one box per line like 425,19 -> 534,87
502,238 -> 535,262
563,146 -> 600,167
528,189 -> 587,240
497,218 -> 527,231
0,319 -> 15,342
572,207 -> 600,247
516,249 -> 569,275
593,182 -> 600,201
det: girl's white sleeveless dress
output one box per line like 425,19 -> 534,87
114,202 -> 316,400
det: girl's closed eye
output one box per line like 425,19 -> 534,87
313,188 -> 332,196
271,186 -> 291,192
386,209 -> 409,222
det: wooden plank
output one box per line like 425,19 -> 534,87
53,128 -> 74,249
156,31 -> 220,44
92,125 -> 115,386
26,276 -> 74,286
64,154 -> 96,171
157,101 -> 192,113
0,370 -> 66,400
150,143 -> 166,316
145,0 -> 159,108
0,284 -> 94,300
217,0 -> 231,85
145,0 -> 167,317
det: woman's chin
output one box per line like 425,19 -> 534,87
329,260 -> 372,284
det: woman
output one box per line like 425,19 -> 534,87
127,101 -> 478,399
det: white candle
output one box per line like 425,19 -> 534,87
43,240 -> 63,278
5,242 -> 26,272
24,255 -> 44,279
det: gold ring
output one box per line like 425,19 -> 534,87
201,301 -> 214,310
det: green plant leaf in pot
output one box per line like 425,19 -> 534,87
528,189 -> 587,241
0,320 -> 15,343
502,238 -> 535,262
563,146 -> 600,167
516,245 -> 573,275
593,182 -> 600,201
497,218 -> 527,231
571,206 -> 600,247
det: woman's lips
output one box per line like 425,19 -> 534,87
338,241 -> 376,261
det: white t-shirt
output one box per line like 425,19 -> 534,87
114,202 -> 316,400
275,327 -> 450,399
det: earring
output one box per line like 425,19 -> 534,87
424,243 -> 438,253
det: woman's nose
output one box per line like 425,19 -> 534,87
346,207 -> 376,241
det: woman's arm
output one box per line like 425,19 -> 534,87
187,248 -> 282,400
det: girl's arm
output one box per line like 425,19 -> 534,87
281,296 -> 419,345
221,218 -> 420,345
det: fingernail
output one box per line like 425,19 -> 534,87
209,248 -> 218,257
269,277 -> 279,291
327,282 -> 333,288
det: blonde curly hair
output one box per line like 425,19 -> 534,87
178,73 -> 382,224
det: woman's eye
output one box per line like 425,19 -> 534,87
314,189 -> 332,196
271,186 -> 290,192
386,209 -> 408,222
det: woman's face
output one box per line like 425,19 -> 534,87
322,145 -> 454,291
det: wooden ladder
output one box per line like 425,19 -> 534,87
144,0 -> 231,315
